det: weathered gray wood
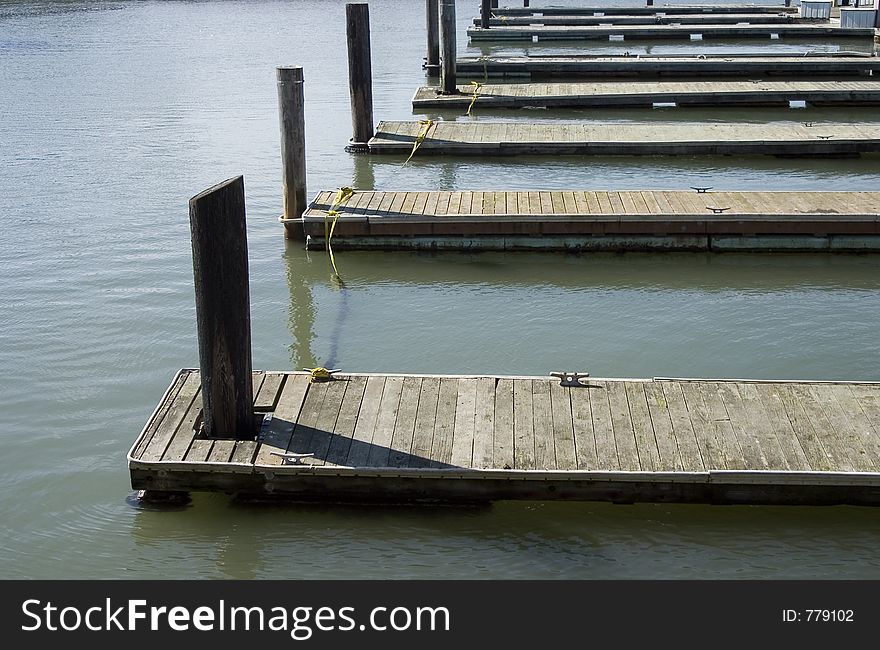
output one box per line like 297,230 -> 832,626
607,381 -> 640,471
389,377 -> 422,467
189,176 -> 254,440
277,67 -> 307,239
821,384 -> 880,471
207,439 -> 236,463
425,0 -> 439,71
513,378 -> 536,470
346,376 -> 385,467
368,121 -> 880,157
549,381 -> 576,471
408,377 -> 440,468
134,371 -> 190,459
432,377 -> 458,467
751,383 -> 811,471
570,384 -> 598,470
715,382 -> 770,470
678,381 -> 726,470
644,382 -> 684,471
288,379 -> 329,457
367,375 -> 404,467
532,379 -> 556,470
439,0 -> 457,94
451,378 -> 477,467
626,382 -> 661,472
254,374 -> 311,466
487,5 -> 799,16
346,3 -> 374,149
161,392 -> 203,462
590,381 -> 618,471
472,377 -> 496,469
185,439 -> 213,462
305,376 -> 347,465
254,373 -> 285,410
325,375 -> 368,466
494,378 -> 515,470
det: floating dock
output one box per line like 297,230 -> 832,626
129,369 -> 880,504
366,121 -> 880,157
467,23 -> 873,41
413,80 -> 880,109
299,190 -> 880,251
455,54 -> 880,79
472,14 -> 810,26
484,5 -> 801,17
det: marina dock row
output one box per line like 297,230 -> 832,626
472,14 -> 821,26
467,23 -> 874,41
482,5 -> 801,17
301,190 -> 880,251
129,370 -> 880,504
454,54 -> 880,79
413,80 -> 880,109
366,121 -> 880,157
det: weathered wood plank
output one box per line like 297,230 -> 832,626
607,381 -> 641,471
451,378 -> 478,468
325,375 -> 368,467
626,382 -> 661,472
644,382 -> 684,471
345,376 -> 385,467
408,377 -> 440,469
570,384 -> 598,470
549,381 -> 577,471
367,375 -> 404,467
513,378 -> 536,470
254,374 -> 311,466
590,381 -> 618,471
139,372 -> 199,461
304,376 -> 348,466
472,377 -> 496,469
388,376 -> 422,468
431,377 -> 459,468
494,378 -> 515,470
532,379 -> 556,471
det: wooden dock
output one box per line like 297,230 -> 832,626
467,23 -> 873,41
486,5 -> 801,17
298,190 -> 880,251
472,14 -> 813,26
455,54 -> 880,79
129,369 -> 880,504
366,121 -> 880,157
413,80 -> 880,109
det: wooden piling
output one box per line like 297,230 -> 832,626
276,66 -> 307,240
346,3 -> 374,152
440,0 -> 457,94
188,176 -> 255,440
425,0 -> 439,72
481,0 -> 492,28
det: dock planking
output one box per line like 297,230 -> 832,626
299,190 -> 880,251
472,14 -> 810,26
412,80 -> 880,110
454,54 -> 880,79
366,121 -> 880,157
485,5 -> 801,17
130,370 -> 880,504
467,23 -> 874,41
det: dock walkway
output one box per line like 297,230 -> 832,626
367,121 -> 880,157
472,14 -> 811,26
455,54 -> 880,79
413,80 -> 880,109
467,23 -> 873,41
299,190 -> 880,251
486,5 -> 801,17
129,370 -> 880,504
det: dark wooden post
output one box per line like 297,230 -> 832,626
277,66 -> 306,240
425,0 -> 439,73
189,176 -> 255,440
524,0 -> 530,7
346,3 -> 374,152
647,0 -> 654,6
481,0 -> 492,28
491,0 -> 499,7
440,0 -> 457,94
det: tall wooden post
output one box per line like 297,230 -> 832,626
277,66 -> 306,240
440,0 -> 457,94
346,3 -> 374,152
491,0 -> 499,7
524,0 -> 530,7
425,0 -> 439,73
189,176 -> 255,440
647,0 -> 654,6
481,0 -> 492,28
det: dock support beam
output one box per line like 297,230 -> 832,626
346,3 -> 374,152
189,176 -> 255,440
425,0 -> 439,73
440,0 -> 457,94
277,66 -> 307,240
481,0 -> 492,28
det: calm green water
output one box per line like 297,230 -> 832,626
1,0 -> 880,579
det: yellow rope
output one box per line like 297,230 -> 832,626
304,367 -> 335,383
403,119 -> 434,165
325,186 -> 354,281
467,81 -> 483,117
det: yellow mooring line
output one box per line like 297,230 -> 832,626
467,81 -> 483,116
325,186 -> 355,281
403,119 -> 435,165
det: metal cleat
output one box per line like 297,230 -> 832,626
550,371 -> 590,387
706,206 -> 731,214
691,186 -> 713,193
269,452 -> 315,465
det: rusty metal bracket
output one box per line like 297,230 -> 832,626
550,371 -> 590,387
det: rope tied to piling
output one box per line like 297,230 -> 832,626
467,81 -> 483,117
324,186 -> 355,281
403,119 -> 435,165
